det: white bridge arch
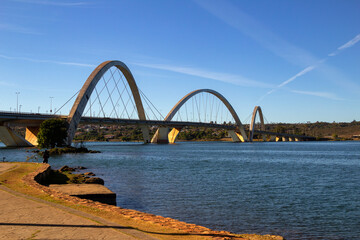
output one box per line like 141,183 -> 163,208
249,105 -> 266,142
67,60 -> 150,145
151,89 -> 248,143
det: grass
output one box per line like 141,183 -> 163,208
0,162 -> 283,240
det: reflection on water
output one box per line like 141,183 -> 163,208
1,141 -> 360,240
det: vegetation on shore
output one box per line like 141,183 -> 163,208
3,120 -> 359,145
46,146 -> 99,155
32,146 -> 100,158
31,119 -> 100,155
37,119 -> 68,148
72,120 -> 360,142
43,166 -> 104,185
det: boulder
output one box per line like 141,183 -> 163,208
59,165 -> 75,172
84,177 -> 104,185
76,166 -> 87,170
84,172 -> 96,176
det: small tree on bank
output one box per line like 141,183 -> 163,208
37,119 -> 68,148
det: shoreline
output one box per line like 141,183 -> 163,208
0,162 -> 284,240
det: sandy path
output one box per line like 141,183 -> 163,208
0,163 -> 159,240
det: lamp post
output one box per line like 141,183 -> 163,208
117,104 -> 120,118
15,92 -> 20,113
38,106 -> 40,113
19,105 -> 22,113
49,97 -> 54,113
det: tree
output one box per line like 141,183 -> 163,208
37,119 -> 68,148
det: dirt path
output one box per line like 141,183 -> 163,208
0,164 -> 159,240
0,162 -> 16,174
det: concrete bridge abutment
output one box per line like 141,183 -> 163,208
168,128 -> 182,144
151,128 -> 169,144
0,126 -> 33,147
25,127 -> 40,146
228,130 -> 245,142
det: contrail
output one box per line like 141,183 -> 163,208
257,33 -> 360,103
329,33 -> 360,56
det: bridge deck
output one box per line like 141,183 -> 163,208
0,111 -> 314,139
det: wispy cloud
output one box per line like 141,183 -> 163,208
195,0 -> 360,101
338,34 -> 360,50
290,90 -> 344,101
328,34 -> 360,56
11,0 -> 89,6
134,62 -> 273,88
0,23 -> 41,35
257,33 -> 360,102
0,54 -> 96,68
195,0 -> 319,67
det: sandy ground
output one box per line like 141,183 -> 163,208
0,163 -> 16,174
0,163 -> 158,240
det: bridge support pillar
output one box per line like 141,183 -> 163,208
151,127 -> 169,144
236,132 -> 246,142
228,130 -> 245,142
0,126 -> 33,147
25,127 -> 39,146
270,135 -> 276,142
140,125 -> 150,143
168,128 -> 182,144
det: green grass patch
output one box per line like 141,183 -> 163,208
44,170 -> 88,185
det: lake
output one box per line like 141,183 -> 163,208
1,141 -> 359,240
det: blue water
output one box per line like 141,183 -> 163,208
1,141 -> 359,240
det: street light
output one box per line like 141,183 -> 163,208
117,104 -> 120,118
15,92 -> 20,113
19,105 -> 22,113
49,97 -> 54,113
38,106 -> 40,113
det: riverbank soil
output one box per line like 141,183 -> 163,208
0,162 -> 283,240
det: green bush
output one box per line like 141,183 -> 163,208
37,119 -> 68,148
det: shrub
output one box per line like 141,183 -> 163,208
37,119 -> 68,148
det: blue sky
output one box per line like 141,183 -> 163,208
0,0 -> 359,123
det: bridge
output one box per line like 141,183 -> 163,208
0,60 -> 314,147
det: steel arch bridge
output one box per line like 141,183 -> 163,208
249,106 -> 265,142
0,60 -> 315,147
151,89 -> 248,144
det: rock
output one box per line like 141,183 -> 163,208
59,165 -> 75,172
76,166 -> 87,170
84,177 -> 104,185
89,150 -> 101,153
84,172 -> 96,176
